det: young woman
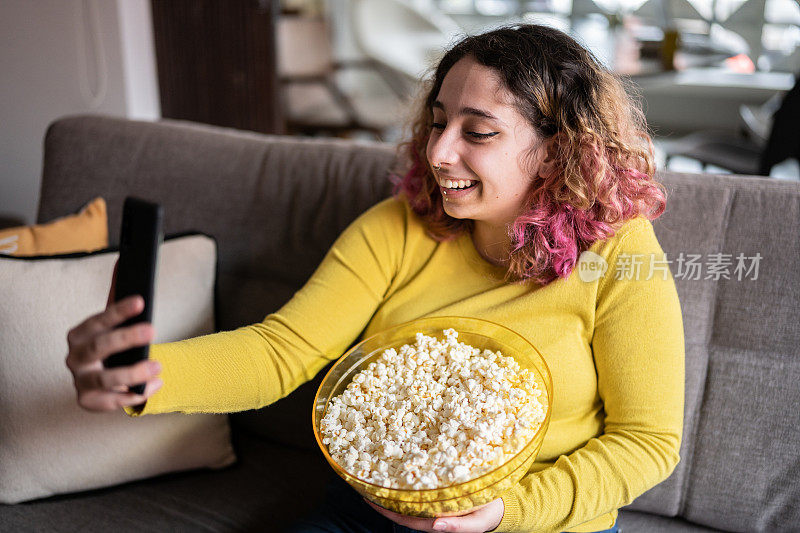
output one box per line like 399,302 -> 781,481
66,24 -> 684,533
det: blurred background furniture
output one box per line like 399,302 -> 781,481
3,114 -> 798,532
4,0 -> 800,250
276,0 -> 465,141
350,0 -> 462,93
150,0 -> 282,134
662,74 -> 800,175
278,8 -> 406,140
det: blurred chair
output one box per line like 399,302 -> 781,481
349,0 -> 462,96
277,12 -> 404,140
662,75 -> 800,176
739,92 -> 781,146
571,0 -> 612,23
759,75 -> 800,175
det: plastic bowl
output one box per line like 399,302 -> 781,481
312,316 -> 552,517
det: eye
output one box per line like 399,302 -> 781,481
430,121 -> 499,141
466,131 -> 499,140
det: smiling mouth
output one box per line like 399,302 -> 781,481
439,178 -> 479,190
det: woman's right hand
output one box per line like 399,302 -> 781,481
66,294 -> 163,412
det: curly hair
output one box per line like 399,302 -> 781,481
392,24 -> 666,285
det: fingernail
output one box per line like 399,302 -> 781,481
433,522 -> 448,531
148,360 -> 161,373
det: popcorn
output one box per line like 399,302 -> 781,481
320,329 -> 546,490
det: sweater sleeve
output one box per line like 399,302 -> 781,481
126,199 -> 406,416
495,220 -> 685,533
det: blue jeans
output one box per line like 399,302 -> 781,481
283,477 -> 620,533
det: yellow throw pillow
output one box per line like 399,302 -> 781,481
0,198 -> 108,256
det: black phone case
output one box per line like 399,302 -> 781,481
103,197 -> 163,395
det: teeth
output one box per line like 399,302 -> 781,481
441,179 -> 477,189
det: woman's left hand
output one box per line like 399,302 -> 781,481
364,497 -> 504,533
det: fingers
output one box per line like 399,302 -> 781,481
364,499 -> 437,531
77,376 -> 164,412
75,359 -> 163,412
65,289 -> 162,413
69,320 -> 154,369
75,358 -> 161,392
364,497 -> 504,533
431,498 -> 504,533
67,295 -> 145,351
73,323 -> 155,372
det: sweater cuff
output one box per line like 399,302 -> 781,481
122,386 -> 164,416
493,491 -> 523,532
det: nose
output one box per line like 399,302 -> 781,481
426,127 -> 458,170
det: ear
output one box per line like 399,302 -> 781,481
537,134 -> 561,180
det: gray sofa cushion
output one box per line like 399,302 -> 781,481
626,174 -> 800,532
0,430 -> 330,532
681,178 -> 800,531
619,510 -> 722,532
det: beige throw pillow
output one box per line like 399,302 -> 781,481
0,234 -> 236,504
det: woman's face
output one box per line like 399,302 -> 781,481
426,56 -> 550,229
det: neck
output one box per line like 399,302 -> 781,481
471,220 -> 512,266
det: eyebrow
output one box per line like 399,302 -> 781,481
432,100 -> 507,126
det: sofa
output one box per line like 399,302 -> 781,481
2,115 -> 798,532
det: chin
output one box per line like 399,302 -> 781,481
442,204 -> 468,220
444,207 -> 472,220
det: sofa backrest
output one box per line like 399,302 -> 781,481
39,115 -> 800,531
39,115 -> 396,333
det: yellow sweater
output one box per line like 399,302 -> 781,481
129,197 -> 684,533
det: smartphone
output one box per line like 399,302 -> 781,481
103,197 -> 163,395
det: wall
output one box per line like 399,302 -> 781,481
0,0 -> 160,225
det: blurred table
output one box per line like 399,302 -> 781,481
633,68 -> 794,135
566,16 -> 795,134
634,68 -> 794,94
